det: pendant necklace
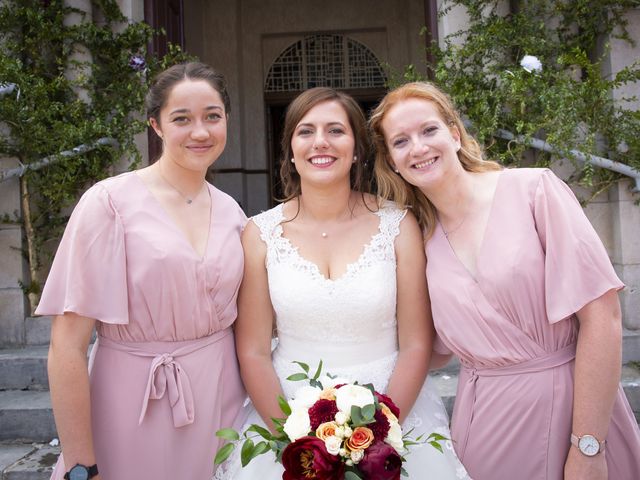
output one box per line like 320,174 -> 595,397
157,165 -> 205,205
442,179 -> 475,238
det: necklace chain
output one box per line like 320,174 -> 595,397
157,165 -> 205,205
441,179 -> 476,238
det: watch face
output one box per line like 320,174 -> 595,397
68,465 -> 89,480
578,435 -> 600,456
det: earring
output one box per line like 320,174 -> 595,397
394,168 -> 400,174
291,158 -> 295,163
353,155 -> 357,163
456,145 -> 461,152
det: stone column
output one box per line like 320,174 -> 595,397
63,0 -> 93,104
0,158 -> 27,347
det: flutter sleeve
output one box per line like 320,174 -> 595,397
533,169 -> 624,324
35,183 -> 129,324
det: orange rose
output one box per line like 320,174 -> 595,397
315,421 -> 339,441
345,426 -> 374,451
319,388 -> 337,401
380,403 -> 398,422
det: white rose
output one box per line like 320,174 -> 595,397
288,385 -> 322,410
318,375 -> 349,389
334,425 -> 346,438
335,385 -> 374,414
520,55 -> 542,73
384,420 -> 405,454
283,408 -> 311,442
334,411 -> 349,425
350,449 -> 364,464
324,436 -> 342,456
343,425 -> 353,438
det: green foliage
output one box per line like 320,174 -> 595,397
0,0 -> 193,289
392,0 -> 640,195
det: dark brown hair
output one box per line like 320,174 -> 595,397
146,62 -> 231,123
279,87 -> 371,201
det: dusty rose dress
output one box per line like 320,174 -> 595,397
36,171 -> 247,480
427,168 -> 640,480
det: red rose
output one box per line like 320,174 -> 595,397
309,399 -> 339,430
375,392 -> 400,419
282,436 -> 344,480
358,441 -> 403,480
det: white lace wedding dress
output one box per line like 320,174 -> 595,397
214,202 -> 470,479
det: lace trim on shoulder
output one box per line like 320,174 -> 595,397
250,204 -> 285,245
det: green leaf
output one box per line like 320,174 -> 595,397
214,443 -> 235,465
361,404 -> 375,420
286,373 -> 308,382
240,439 -> 255,467
312,360 -> 323,380
216,428 -> 240,441
247,424 -> 273,440
345,471 -> 363,480
292,361 -> 310,373
429,441 -> 444,453
253,441 -> 270,456
277,396 -> 292,416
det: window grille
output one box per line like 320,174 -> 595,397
265,34 -> 386,92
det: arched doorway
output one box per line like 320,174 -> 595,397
264,34 -> 387,204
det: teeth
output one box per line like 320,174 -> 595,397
310,156 -> 334,165
413,157 -> 437,169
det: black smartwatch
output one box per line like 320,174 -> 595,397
64,463 -> 99,480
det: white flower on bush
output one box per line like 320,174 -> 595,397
283,408 -> 311,442
350,449 -> 365,464
520,55 -> 542,73
289,385 -> 321,410
319,375 -> 349,389
335,384 -> 374,413
324,435 -> 342,455
334,410 -> 349,425
384,420 -> 405,454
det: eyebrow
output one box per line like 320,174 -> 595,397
296,121 -> 346,128
169,105 -> 224,115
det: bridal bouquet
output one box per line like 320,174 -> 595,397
215,361 -> 445,480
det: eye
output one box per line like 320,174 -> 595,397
391,138 -> 407,148
171,116 -> 189,124
423,126 -> 438,135
207,112 -> 222,121
296,128 -> 313,136
329,127 -> 345,135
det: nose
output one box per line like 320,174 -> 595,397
312,131 -> 329,150
191,120 -> 210,140
409,136 -> 429,157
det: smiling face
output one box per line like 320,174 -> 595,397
381,98 -> 461,191
290,100 -> 355,188
150,79 -> 227,173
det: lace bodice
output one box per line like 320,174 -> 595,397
251,202 -> 406,397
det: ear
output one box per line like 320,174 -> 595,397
149,117 -> 163,139
450,124 -> 461,150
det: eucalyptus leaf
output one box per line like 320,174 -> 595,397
345,471 -> 363,480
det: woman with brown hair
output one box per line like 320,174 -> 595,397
370,81 -> 640,480
215,86 -> 469,479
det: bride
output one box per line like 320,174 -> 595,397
215,87 -> 470,479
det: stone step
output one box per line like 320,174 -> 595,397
623,327 -> 640,364
0,442 -> 58,480
0,347 -> 48,391
0,391 -> 56,443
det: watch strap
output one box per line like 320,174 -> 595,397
63,463 -> 99,480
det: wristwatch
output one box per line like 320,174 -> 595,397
64,463 -> 99,480
571,433 -> 606,457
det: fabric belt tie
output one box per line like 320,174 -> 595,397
98,328 -> 232,428
456,342 -> 577,459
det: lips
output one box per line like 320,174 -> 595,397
411,157 -> 438,169
186,144 -> 213,153
309,155 -> 336,166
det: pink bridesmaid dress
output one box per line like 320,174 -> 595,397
36,171 -> 247,480
427,168 -> 640,480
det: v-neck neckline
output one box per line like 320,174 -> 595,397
437,170 -> 506,283
134,172 -> 213,262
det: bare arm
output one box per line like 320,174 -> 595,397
564,288 -> 622,480
48,313 -> 99,475
385,212 -> 432,423
235,221 -> 286,431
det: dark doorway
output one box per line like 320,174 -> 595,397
265,93 -> 384,207
144,0 -> 185,163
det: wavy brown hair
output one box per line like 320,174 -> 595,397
279,87 -> 372,201
369,82 -> 501,238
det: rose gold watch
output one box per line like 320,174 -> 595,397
570,433 -> 606,457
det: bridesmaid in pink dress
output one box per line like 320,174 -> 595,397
36,62 -> 246,480
369,81 -> 640,480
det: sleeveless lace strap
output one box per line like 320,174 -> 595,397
363,201 -> 407,263
250,204 -> 285,246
